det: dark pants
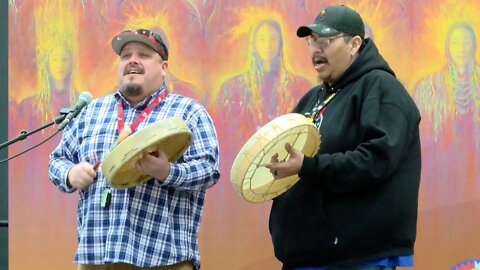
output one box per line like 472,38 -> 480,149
284,266 -> 396,270
326,266 -> 396,270
78,261 -> 194,270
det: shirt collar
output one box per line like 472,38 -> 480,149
114,82 -> 168,109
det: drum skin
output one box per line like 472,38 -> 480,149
102,117 -> 192,189
231,113 -> 320,203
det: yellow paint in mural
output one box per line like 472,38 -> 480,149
448,25 -> 475,68
342,0 -> 391,43
48,46 -> 74,86
34,0 -> 83,122
123,5 -> 171,55
417,0 -> 480,77
255,22 -> 281,65
411,0 -> 480,138
214,4 -> 313,127
212,4 -> 294,99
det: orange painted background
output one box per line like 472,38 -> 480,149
7,0 -> 480,269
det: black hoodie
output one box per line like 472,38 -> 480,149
269,38 -> 421,268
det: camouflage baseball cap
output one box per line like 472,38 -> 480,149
112,28 -> 169,60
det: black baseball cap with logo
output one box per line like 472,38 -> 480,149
297,5 -> 365,38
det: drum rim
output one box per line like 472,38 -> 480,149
101,117 -> 192,189
230,113 -> 320,203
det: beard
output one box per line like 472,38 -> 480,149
120,83 -> 143,98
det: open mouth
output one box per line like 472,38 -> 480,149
124,66 -> 144,75
312,56 -> 328,69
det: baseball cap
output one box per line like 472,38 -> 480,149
297,5 -> 365,38
111,28 -> 169,60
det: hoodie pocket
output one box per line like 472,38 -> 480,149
269,179 -> 336,262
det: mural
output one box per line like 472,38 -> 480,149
18,0 -> 83,126
6,0 -> 480,269
414,22 -> 480,210
8,1 -> 83,269
212,18 -> 312,192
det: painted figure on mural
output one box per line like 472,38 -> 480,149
8,2 -> 85,269
17,1 -> 83,129
11,1 -> 83,184
17,43 -> 82,127
413,22 -> 480,208
214,19 -> 312,171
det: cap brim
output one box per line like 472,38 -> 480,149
296,24 -> 340,37
111,34 -> 155,55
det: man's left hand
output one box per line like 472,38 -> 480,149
136,150 -> 171,182
265,143 -> 304,179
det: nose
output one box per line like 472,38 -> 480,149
128,56 -> 139,64
125,59 -> 139,72
309,45 -> 323,54
124,59 -> 140,74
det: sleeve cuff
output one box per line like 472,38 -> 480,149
62,166 -> 77,193
161,163 -> 183,186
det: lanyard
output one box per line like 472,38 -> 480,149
309,87 -> 341,129
116,88 -> 168,143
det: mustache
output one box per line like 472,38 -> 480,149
312,53 -> 327,65
123,63 -> 144,75
312,56 -> 328,65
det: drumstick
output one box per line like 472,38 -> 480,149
93,160 -> 101,171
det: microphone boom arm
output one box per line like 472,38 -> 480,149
0,108 -> 68,150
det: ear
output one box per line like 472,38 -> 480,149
161,60 -> 168,75
350,36 -> 363,55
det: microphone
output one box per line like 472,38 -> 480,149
57,92 -> 93,130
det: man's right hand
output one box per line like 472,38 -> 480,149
67,161 -> 98,190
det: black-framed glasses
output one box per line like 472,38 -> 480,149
121,28 -> 169,60
306,34 -> 349,48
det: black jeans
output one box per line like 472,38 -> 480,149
325,266 -> 396,270
283,266 -> 396,270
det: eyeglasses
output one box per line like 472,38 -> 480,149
120,29 -> 169,60
306,34 -> 349,48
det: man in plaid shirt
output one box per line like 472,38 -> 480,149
49,28 -> 220,270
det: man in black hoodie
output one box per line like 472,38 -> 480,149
266,5 -> 421,270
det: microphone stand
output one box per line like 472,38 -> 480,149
0,108 -> 69,150
0,108 -> 71,229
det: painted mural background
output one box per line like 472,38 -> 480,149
7,0 -> 480,269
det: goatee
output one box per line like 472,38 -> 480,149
120,83 -> 143,98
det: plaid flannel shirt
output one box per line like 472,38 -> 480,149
49,84 -> 220,269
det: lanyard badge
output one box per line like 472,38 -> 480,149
101,188 -> 111,208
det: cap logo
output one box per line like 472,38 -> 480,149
321,27 -> 333,34
321,10 -> 326,16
